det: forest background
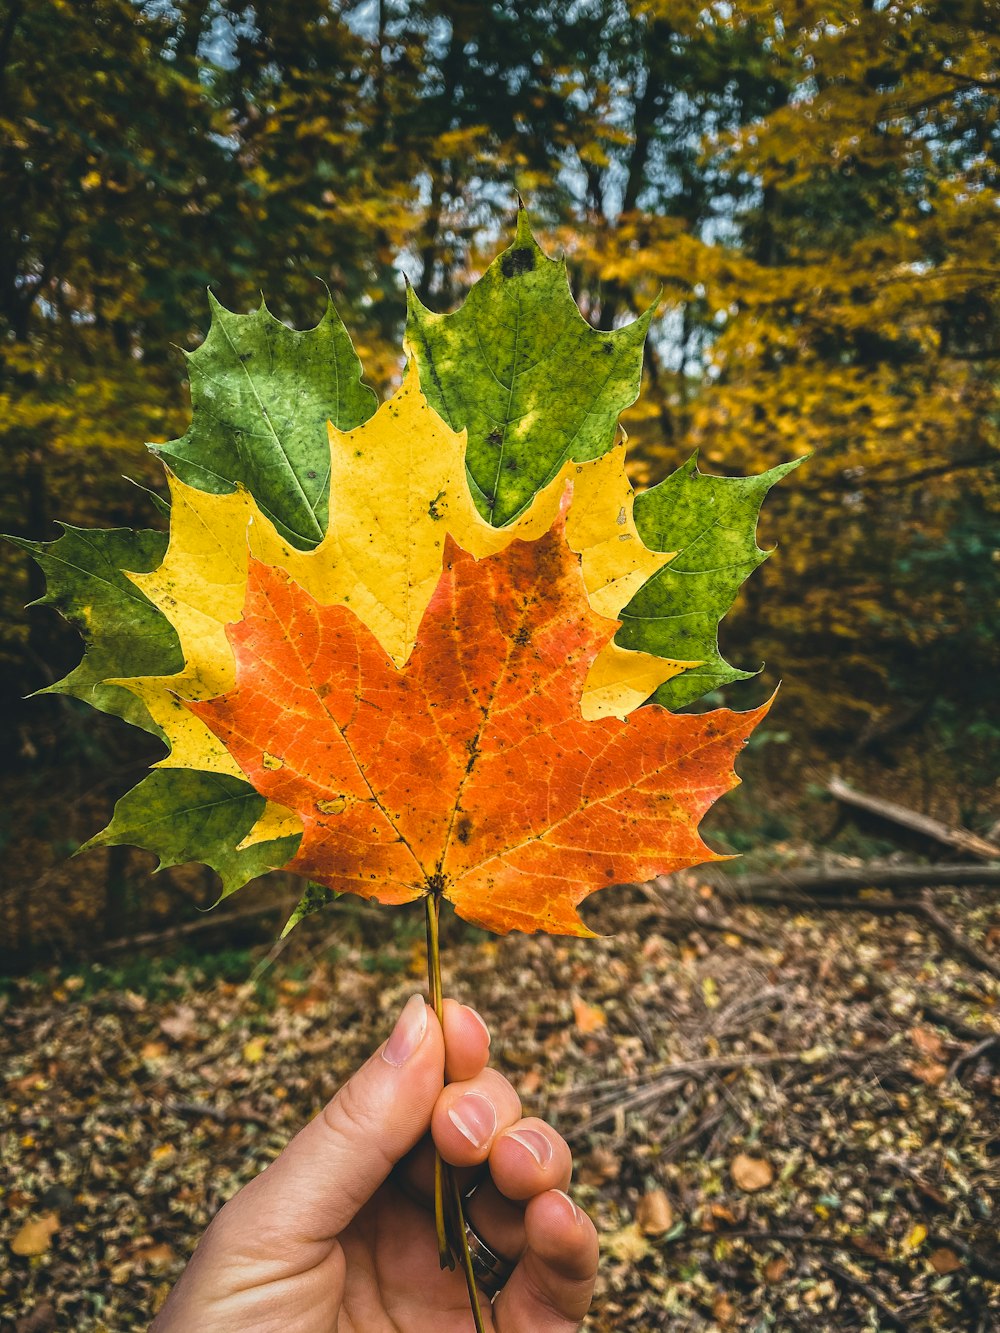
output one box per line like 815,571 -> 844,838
2,4 -> 1000,1330
1,0 -> 998,962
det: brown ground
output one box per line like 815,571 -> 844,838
2,859 -> 998,1332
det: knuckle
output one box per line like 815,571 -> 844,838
322,1073 -> 396,1175
324,1072 -> 373,1140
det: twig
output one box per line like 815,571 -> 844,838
94,899 -> 299,956
638,881 -> 766,944
160,1097 -> 274,1128
819,1256 -> 912,1330
920,1003 -> 999,1045
701,888 -> 1000,979
947,1035 -> 1000,1081
558,1046 -> 886,1136
916,890 -> 1000,980
16,1096 -> 275,1130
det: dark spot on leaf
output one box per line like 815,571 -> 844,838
487,429 -> 502,445
602,342 -> 614,354
427,490 -> 446,521
501,247 -> 535,278
456,816 -> 473,845
307,470 -> 317,479
239,351 -> 252,362
514,626 -> 530,647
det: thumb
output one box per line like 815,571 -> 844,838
224,993 -> 444,1255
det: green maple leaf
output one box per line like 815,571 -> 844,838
84,770 -> 300,899
150,294 -> 377,549
406,207 -> 654,526
8,524 -> 181,735
619,455 -> 803,709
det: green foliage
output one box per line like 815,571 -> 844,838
621,455 -> 803,709
152,295 -> 377,548
3,0 -> 997,779
7,525 -> 179,735
84,770 -> 300,899
407,209 -> 653,525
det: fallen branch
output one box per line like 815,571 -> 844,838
94,899 -> 298,956
160,1097 -> 275,1129
920,1003 -> 998,1045
16,1096 -> 276,1131
915,889 -> 1000,979
636,883 -> 766,944
819,1256 -> 912,1330
827,776 -> 1000,862
704,862 -> 1000,899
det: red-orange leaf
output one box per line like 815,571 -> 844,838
191,515 -> 768,935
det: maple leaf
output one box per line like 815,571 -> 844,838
118,373 -> 688,780
620,454 -> 804,709
7,523 -> 180,735
115,368 -> 569,776
406,206 -> 655,526
191,513 -> 768,936
83,770 -> 299,900
72,371 -> 686,897
149,293 -> 376,548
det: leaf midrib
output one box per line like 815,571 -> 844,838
215,316 -> 325,545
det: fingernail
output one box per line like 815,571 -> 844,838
553,1189 -> 583,1224
464,1005 -> 491,1046
382,994 -> 427,1067
448,1091 -> 497,1148
507,1127 -> 553,1166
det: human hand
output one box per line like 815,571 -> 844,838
152,994 -> 598,1332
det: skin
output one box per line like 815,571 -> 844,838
152,995 -> 599,1332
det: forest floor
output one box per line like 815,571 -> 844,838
2,845 -> 999,1331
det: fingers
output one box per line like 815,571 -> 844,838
427,1074 -> 572,1262
213,995 -> 492,1261
433,1067 -> 522,1162
441,998 -> 492,1082
491,1118 -> 573,1202
214,993 -> 445,1257
492,1191 -> 599,1333
464,1119 -> 573,1259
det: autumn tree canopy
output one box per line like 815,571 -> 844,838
3,0 -> 998,769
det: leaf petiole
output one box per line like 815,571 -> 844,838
424,890 -> 487,1331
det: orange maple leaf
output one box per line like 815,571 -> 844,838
190,515 -> 768,935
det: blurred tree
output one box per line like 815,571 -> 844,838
575,0 -> 1000,739
1,0 -> 241,761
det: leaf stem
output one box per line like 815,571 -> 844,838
424,890 -> 487,1332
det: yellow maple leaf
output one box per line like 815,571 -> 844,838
116,367 -> 696,852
